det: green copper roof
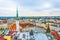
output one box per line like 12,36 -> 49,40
16,8 -> 18,18
16,8 -> 19,20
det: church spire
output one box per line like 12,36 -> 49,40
16,8 -> 19,20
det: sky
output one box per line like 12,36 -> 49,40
0,0 -> 60,16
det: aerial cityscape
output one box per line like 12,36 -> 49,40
0,0 -> 60,40
0,9 -> 60,40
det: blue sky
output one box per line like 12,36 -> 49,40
0,0 -> 60,16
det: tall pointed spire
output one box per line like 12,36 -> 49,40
16,8 -> 19,20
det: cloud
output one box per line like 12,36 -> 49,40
0,0 -> 17,16
0,0 -> 60,16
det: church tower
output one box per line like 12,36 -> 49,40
16,8 -> 20,31
16,8 -> 19,20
